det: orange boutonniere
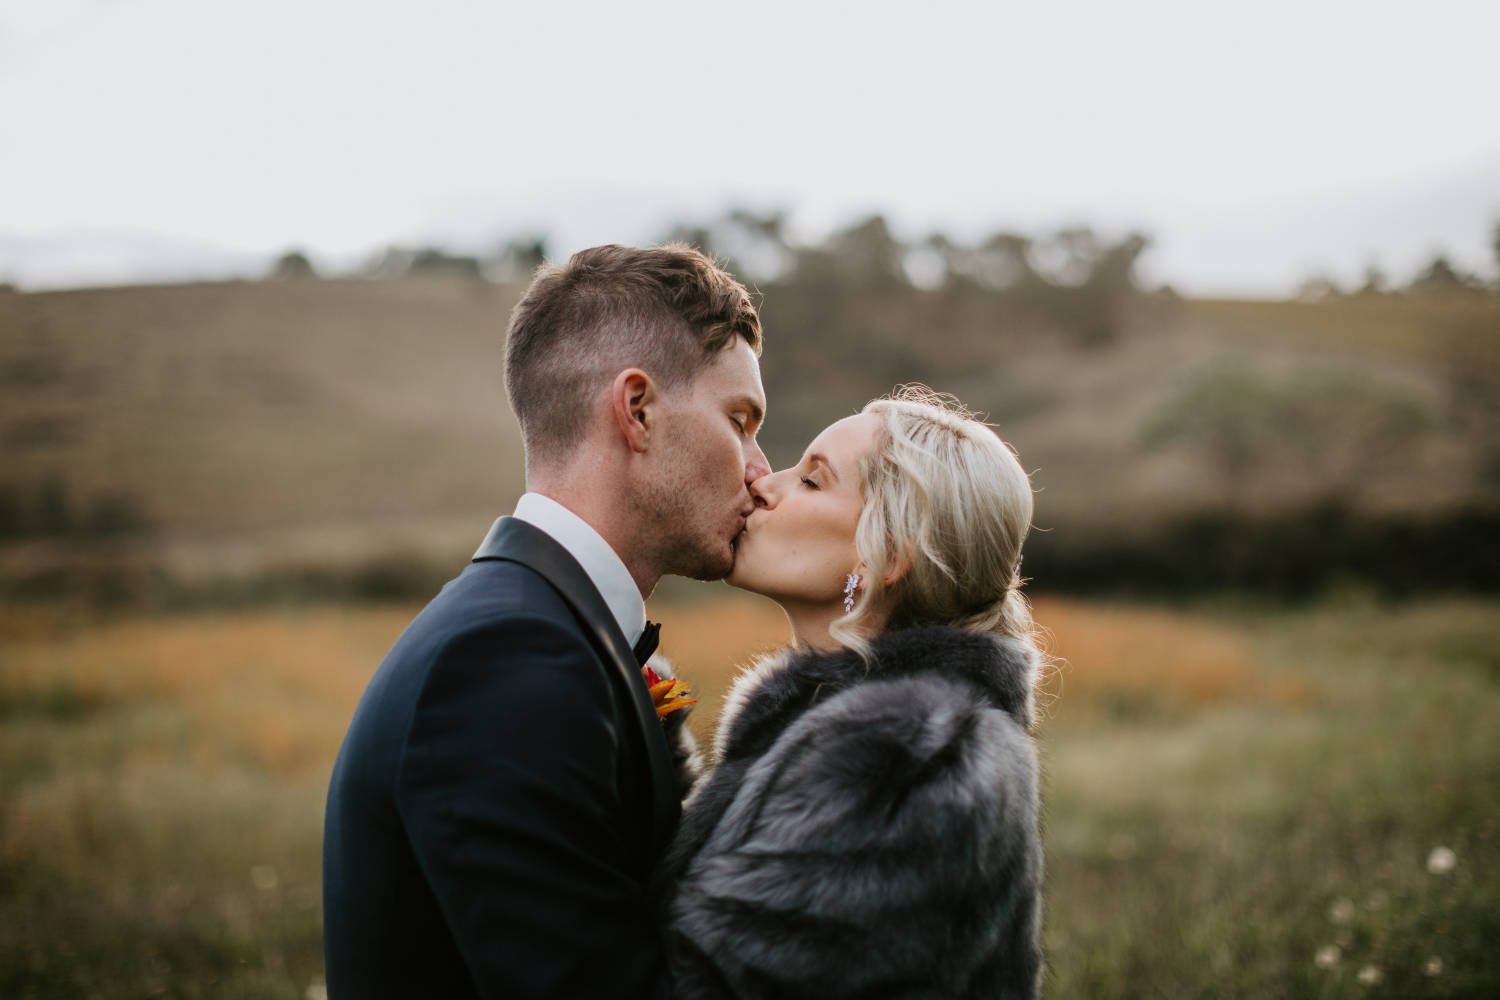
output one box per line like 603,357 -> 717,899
643,665 -> 697,719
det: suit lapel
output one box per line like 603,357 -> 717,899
472,516 -> 681,861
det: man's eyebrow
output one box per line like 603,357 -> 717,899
735,397 -> 765,425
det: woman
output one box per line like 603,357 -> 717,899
662,386 -> 1045,1000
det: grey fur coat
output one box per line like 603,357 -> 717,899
661,626 -> 1043,1000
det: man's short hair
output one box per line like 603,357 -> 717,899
503,243 -> 762,463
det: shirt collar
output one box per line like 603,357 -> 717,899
511,492 -> 647,647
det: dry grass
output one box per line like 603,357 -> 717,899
0,595 -> 1315,780
2,595 -> 1497,998
0,606 -> 412,779
1033,596 -> 1314,725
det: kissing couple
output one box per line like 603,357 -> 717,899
322,245 -> 1044,999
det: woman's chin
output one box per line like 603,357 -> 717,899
724,564 -> 753,593
725,546 -> 762,594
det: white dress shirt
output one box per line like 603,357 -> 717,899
511,492 -> 647,648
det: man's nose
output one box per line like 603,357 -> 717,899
744,439 -> 771,483
748,472 -> 775,509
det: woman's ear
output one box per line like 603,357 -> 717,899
610,368 -> 655,453
881,553 -> 913,590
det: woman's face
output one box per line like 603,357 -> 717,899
728,413 -> 880,606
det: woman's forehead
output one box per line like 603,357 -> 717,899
806,413 -> 880,461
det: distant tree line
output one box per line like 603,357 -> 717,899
267,209 -> 1157,333
1301,220 -> 1500,299
268,236 -> 547,285
0,475 -> 153,542
269,212 -> 1500,301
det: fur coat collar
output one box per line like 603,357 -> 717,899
710,625 -> 1038,769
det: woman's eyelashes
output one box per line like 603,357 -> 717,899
800,474 -> 820,490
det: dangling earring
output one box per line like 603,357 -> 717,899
843,573 -> 860,614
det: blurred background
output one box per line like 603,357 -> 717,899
2,2 -> 1498,998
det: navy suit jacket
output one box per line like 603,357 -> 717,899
323,517 -> 681,998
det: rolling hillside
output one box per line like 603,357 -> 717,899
1,278 -> 523,586
2,277 -> 1496,598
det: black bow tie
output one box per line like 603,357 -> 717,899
633,620 -> 661,666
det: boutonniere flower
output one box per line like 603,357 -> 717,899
643,665 -> 697,719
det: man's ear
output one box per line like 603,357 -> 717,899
610,368 -> 655,453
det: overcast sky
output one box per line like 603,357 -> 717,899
3,0 -> 1497,293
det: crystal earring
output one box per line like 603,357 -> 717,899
843,573 -> 860,614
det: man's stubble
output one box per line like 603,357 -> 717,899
635,433 -> 741,584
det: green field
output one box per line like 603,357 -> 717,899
2,594 -> 1495,998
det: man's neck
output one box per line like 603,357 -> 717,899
525,477 -> 659,600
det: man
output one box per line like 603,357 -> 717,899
322,244 -> 769,998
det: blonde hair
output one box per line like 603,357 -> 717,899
829,386 -> 1041,664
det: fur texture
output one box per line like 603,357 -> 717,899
663,627 -> 1042,999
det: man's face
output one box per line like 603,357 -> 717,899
644,338 -> 770,581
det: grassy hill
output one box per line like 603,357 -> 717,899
2,277 -> 1496,602
1,278 -> 525,592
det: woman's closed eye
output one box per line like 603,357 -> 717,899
800,476 -> 819,490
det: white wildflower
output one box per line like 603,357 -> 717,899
1423,956 -> 1443,977
1356,965 -> 1382,985
1314,945 -> 1341,969
1426,846 -> 1457,875
1327,897 -> 1355,924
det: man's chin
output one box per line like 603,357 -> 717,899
679,544 -> 736,584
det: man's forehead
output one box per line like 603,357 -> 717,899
697,340 -> 765,411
